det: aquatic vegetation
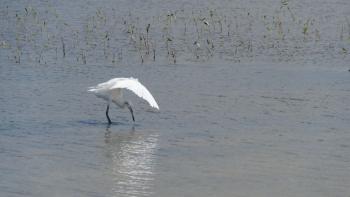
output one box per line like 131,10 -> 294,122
0,2 -> 349,65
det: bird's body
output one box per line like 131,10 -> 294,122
88,77 -> 159,124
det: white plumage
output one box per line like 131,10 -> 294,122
88,77 -> 159,123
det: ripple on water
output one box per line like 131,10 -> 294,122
104,127 -> 159,197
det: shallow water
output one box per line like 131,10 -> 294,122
1,0 -> 350,197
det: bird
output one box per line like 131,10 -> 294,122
200,18 -> 210,26
193,41 -> 201,48
203,19 -> 209,26
88,77 -> 159,124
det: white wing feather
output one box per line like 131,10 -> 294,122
109,78 -> 159,109
88,78 -> 121,92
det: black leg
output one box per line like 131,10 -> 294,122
127,105 -> 135,122
106,104 -> 112,124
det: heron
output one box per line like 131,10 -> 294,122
88,77 -> 159,124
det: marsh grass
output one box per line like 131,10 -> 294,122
0,2 -> 349,65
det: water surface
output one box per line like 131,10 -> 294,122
1,0 -> 350,196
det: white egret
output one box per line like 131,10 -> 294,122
88,77 -> 159,124
203,19 -> 209,26
193,41 -> 201,48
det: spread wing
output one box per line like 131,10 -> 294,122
110,78 -> 159,109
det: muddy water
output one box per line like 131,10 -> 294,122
1,0 -> 350,197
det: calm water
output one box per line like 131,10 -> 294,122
1,0 -> 350,196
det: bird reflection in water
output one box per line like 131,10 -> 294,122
104,125 -> 159,197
